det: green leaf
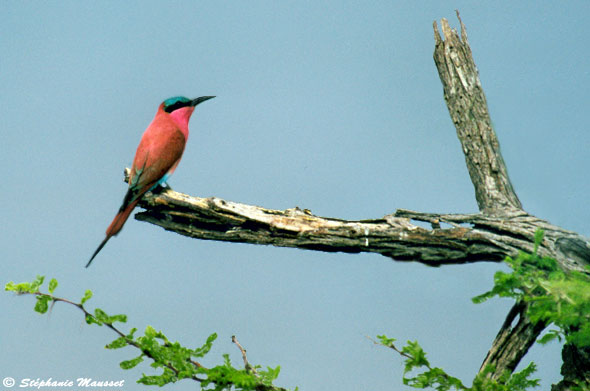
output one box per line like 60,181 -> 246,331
533,229 -> 544,254
120,355 -> 144,370
402,340 -> 429,371
144,325 -> 157,338
193,332 -> 217,358
260,366 -> 281,384
107,314 -> 127,324
48,278 -> 58,294
6,276 -> 46,294
34,295 -> 50,314
30,275 -> 45,292
505,362 -> 540,390
138,367 -> 177,386
377,334 -> 396,347
153,329 -> 168,342
94,308 -> 109,323
80,289 -> 93,305
106,337 -> 128,350
126,327 -> 137,338
537,330 -> 562,345
206,332 -> 217,344
85,314 -> 102,326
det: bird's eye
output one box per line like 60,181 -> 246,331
163,97 -> 191,113
164,102 -> 183,113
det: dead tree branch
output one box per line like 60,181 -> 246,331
134,187 -> 588,271
432,11 -> 589,387
433,12 -> 521,215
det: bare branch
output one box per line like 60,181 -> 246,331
134,189 -> 589,271
433,11 -> 521,214
134,190 -> 503,266
479,302 -> 547,381
232,335 -> 256,374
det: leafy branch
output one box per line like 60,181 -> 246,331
371,335 -> 538,391
372,230 -> 590,390
7,231 -> 589,390
5,276 -> 290,391
473,230 -> 590,347
370,335 -> 468,390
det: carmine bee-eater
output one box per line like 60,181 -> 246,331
86,96 -> 215,267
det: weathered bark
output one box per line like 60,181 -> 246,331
433,14 -> 521,215
431,13 -> 549,381
431,11 -> 590,387
479,302 -> 547,380
134,193 -> 588,271
126,10 -> 590,388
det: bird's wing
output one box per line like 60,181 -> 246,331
127,128 -> 186,203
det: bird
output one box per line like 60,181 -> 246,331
86,96 -> 215,267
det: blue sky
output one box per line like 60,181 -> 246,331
2,2 -> 589,390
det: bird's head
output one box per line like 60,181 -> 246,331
161,95 -> 215,129
163,96 -> 215,113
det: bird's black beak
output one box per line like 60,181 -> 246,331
191,96 -> 215,107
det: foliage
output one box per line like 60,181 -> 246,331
373,335 -> 539,391
7,230 -> 590,390
5,276 -> 289,391
473,230 -> 590,347
374,229 -> 590,390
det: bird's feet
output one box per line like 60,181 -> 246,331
152,182 -> 173,194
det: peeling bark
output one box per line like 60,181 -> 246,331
134,190 -> 588,272
433,13 -> 521,214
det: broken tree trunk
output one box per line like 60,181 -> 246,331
432,13 -> 589,388
129,11 -> 590,389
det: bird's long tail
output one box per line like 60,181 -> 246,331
86,236 -> 111,268
86,197 -> 141,268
